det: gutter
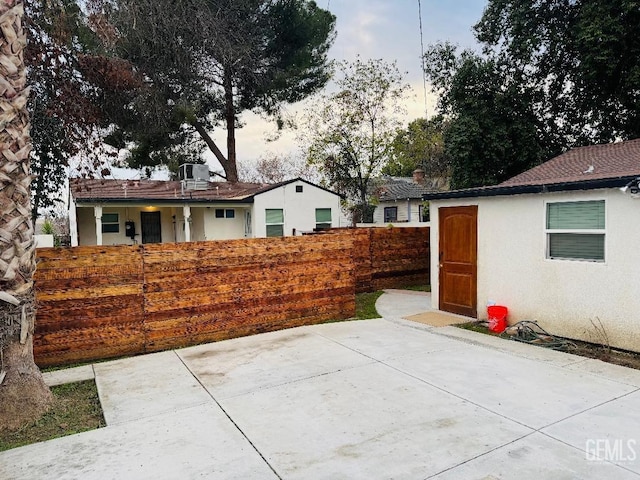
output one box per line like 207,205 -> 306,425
423,176 -> 638,201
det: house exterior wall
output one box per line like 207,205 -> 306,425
373,199 -> 427,224
252,180 -> 342,237
429,188 -> 640,352
77,205 -> 179,245
202,206 -> 250,240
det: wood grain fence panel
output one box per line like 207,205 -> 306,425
318,227 -> 429,292
143,234 -> 356,351
34,246 -> 145,367
33,228 -> 426,367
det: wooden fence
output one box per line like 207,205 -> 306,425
317,227 -> 430,293
34,227 -> 429,367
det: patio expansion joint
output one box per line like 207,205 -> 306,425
173,351 -> 284,480
538,386 -> 640,433
311,330 -> 541,430
535,429 -> 640,477
418,381 -> 640,478
423,431 -> 537,480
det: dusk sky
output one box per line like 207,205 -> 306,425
208,0 -> 488,173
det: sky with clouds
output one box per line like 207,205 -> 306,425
208,0 -> 488,174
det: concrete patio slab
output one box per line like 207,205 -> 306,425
386,342 -> 637,429
309,318 -> 461,361
94,350 -> 212,425
432,432 -> 639,479
375,289 -> 431,319
0,403 -> 278,480
542,390 -> 640,474
43,364 -> 94,387
177,327 -> 374,400
3,290 -> 639,479
564,357 -> 640,388
433,325 -> 590,368
220,361 -> 532,479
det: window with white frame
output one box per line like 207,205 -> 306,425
101,213 -> 119,233
315,208 -> 332,229
546,200 -> 605,261
265,209 -> 284,237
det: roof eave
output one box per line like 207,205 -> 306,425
73,197 -> 255,204
423,176 -> 638,201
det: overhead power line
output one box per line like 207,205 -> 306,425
417,0 -> 428,118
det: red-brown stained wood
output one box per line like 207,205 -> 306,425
33,228 -> 427,367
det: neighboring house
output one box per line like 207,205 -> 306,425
424,138 -> 640,352
371,168 -> 444,225
69,172 -> 342,246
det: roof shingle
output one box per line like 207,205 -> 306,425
70,178 -> 270,202
501,138 -> 640,187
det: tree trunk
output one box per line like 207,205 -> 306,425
0,0 -> 53,432
223,67 -> 238,183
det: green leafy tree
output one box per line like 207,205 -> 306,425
475,0 -> 640,146
103,0 -> 336,182
425,44 -> 546,188
424,1 -> 640,189
383,117 -> 450,180
301,58 -> 409,222
26,0 -> 138,220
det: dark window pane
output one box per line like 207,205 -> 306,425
384,207 -> 397,222
101,223 -> 119,233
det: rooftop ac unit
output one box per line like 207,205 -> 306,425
179,164 -> 210,190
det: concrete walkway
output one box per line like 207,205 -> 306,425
2,291 -> 640,479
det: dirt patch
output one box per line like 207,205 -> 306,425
457,321 -> 640,371
0,380 -> 105,452
568,340 -> 640,370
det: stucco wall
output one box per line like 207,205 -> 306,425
430,188 -> 640,352
253,180 -> 342,237
202,206 -> 249,240
77,206 -> 178,245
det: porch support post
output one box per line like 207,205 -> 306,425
183,205 -> 191,242
407,199 -> 411,222
94,205 -> 103,246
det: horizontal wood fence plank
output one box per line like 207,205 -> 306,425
33,228 -> 426,367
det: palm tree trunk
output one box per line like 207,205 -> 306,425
0,0 -> 52,432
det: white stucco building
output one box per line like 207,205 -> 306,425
424,139 -> 640,352
69,174 -> 342,246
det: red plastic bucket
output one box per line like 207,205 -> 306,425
487,305 -> 508,333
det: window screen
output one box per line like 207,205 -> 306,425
546,201 -> 605,261
315,208 -> 331,229
266,209 -> 284,237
